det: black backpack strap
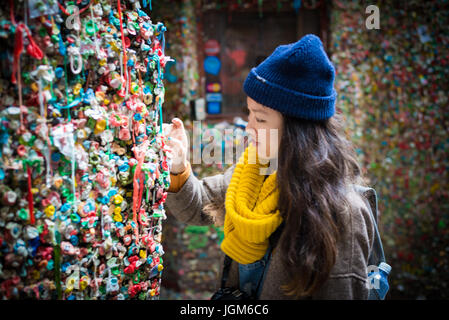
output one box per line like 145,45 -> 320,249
253,222 -> 285,298
218,222 -> 285,291
220,254 -> 233,289
269,221 -> 285,250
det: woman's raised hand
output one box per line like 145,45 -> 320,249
163,118 -> 189,174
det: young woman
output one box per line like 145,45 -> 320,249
163,34 -> 376,299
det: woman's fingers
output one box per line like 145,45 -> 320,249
172,117 -> 182,126
165,145 -> 174,155
166,137 -> 187,169
164,124 -> 183,142
169,123 -> 188,142
164,119 -> 189,158
166,136 -> 185,151
162,123 -> 173,136
164,119 -> 189,173
163,118 -> 183,133
172,118 -> 185,131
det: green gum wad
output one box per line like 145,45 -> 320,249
18,208 -> 29,220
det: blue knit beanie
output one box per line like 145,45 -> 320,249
243,34 -> 337,121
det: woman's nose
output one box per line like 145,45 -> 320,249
245,123 -> 255,138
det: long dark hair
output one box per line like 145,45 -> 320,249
277,111 -> 367,298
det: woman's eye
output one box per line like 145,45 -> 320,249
256,118 -> 265,123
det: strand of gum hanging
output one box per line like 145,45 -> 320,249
132,140 -> 149,244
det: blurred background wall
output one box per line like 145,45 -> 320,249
151,0 -> 449,300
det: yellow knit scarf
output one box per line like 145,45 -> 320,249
220,143 -> 283,264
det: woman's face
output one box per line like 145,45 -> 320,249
245,96 -> 283,161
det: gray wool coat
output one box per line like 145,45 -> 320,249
165,163 -> 376,300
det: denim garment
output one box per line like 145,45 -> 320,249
238,249 -> 271,298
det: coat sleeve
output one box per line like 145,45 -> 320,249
164,163 -> 236,226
